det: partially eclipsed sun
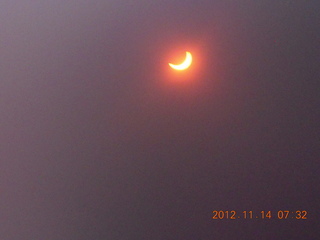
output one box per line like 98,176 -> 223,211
169,51 -> 193,71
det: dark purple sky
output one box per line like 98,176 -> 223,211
1,1 -> 319,239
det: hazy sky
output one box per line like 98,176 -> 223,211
1,1 -> 319,239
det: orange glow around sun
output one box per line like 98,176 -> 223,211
163,44 -> 206,86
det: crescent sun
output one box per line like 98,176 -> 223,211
169,51 -> 193,71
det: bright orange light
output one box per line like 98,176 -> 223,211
160,43 -> 209,89
168,51 -> 193,71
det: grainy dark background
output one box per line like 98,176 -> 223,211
1,1 -> 319,239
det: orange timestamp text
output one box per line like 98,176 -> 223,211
212,210 -> 307,220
